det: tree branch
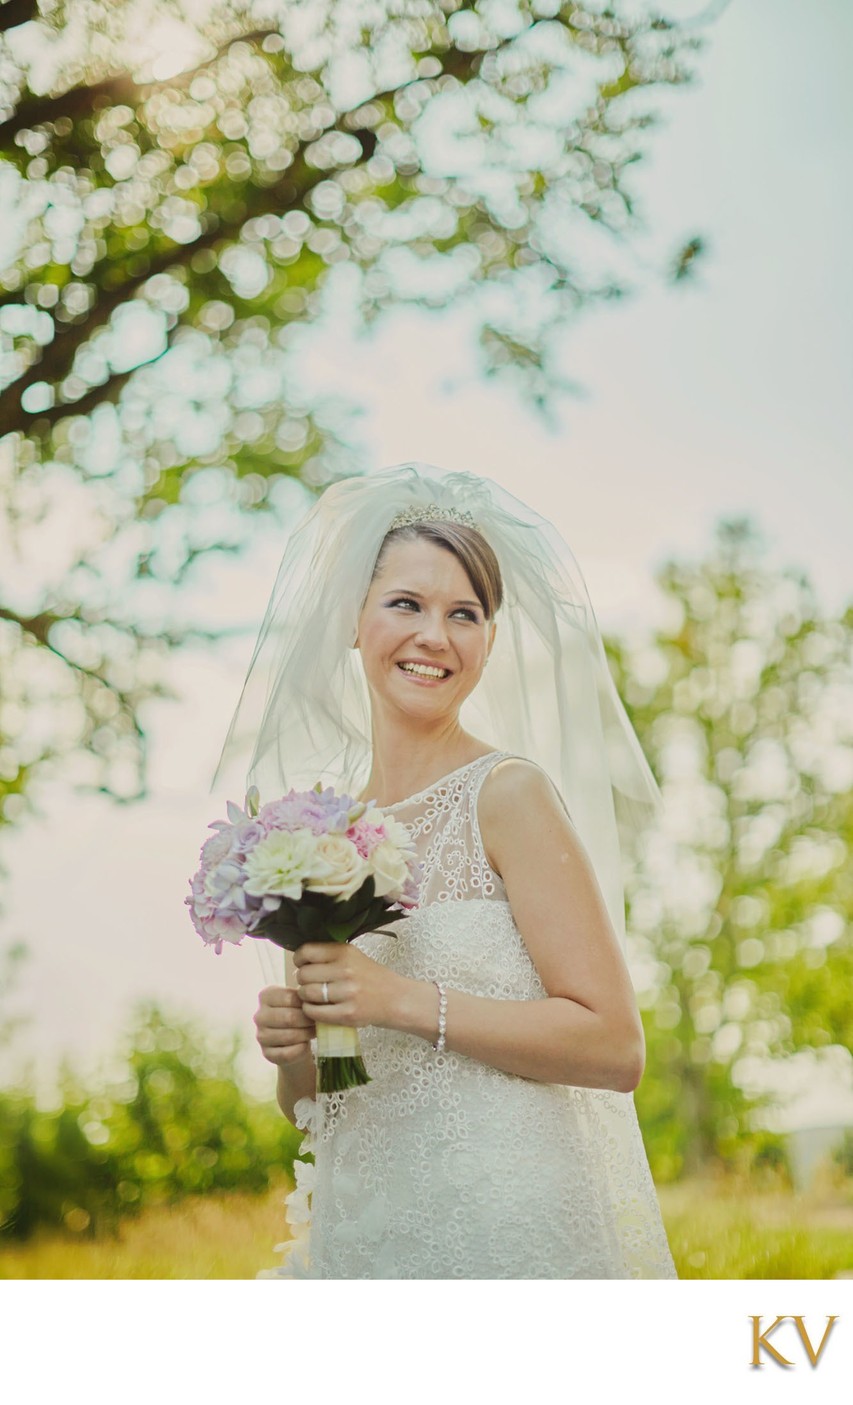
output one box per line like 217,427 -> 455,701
0,600 -> 251,651
0,142 -> 339,438
0,0 -> 40,36
0,27 -> 280,147
0,8 -> 679,440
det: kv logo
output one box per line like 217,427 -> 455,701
749,1316 -> 839,1369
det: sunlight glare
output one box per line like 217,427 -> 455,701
125,14 -> 214,82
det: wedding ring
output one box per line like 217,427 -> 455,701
322,981 -> 329,1004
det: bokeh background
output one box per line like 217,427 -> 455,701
0,0 -> 851,1278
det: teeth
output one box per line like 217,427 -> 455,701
399,662 -> 449,679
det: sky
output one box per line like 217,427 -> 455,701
1,0 -> 851,1125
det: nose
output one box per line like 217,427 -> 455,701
413,612 -> 450,653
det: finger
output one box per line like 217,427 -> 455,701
255,992 -> 299,1024
294,967 -> 336,993
299,998 -> 350,1023
257,1017 -> 316,1047
257,984 -> 294,1006
256,995 -> 310,1022
293,942 -> 346,964
260,1039 -> 314,1066
297,980 -> 354,1013
294,956 -> 349,986
259,1024 -> 315,1050
257,1001 -> 315,1030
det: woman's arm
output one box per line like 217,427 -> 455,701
275,1058 -> 317,1126
255,949 -> 317,1125
391,759 -> 645,1092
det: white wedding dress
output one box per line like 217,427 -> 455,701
257,751 -> 677,1280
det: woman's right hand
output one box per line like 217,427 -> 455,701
254,985 -> 317,1068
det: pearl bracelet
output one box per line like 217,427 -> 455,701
432,980 -> 448,1053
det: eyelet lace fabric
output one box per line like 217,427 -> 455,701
257,752 -> 677,1280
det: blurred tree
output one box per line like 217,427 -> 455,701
0,998 -> 300,1240
0,0 -> 706,815
0,940 -> 29,1059
833,1129 -> 853,1180
610,520 -> 853,1178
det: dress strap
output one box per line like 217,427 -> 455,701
467,752 -> 575,826
467,750 -> 519,799
459,753 -> 519,898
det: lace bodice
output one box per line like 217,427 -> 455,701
257,750 -> 677,1280
376,750 -> 513,905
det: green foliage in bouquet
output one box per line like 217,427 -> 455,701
249,874 -> 408,951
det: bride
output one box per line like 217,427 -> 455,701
215,463 -> 677,1279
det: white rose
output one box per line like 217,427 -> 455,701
304,834 -> 369,901
380,815 -> 417,853
369,838 -> 410,898
243,828 -> 327,901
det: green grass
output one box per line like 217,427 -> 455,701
658,1178 -> 853,1279
2,1178 -> 852,1279
0,1185 -> 291,1280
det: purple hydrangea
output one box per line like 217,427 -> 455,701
185,782 -> 420,954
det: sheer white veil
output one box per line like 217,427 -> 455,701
210,461 -> 662,952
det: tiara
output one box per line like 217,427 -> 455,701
388,502 -> 479,531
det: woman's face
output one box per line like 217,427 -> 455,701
355,539 -> 496,714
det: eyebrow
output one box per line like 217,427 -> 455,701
382,588 -> 482,609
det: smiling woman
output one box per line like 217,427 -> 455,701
213,460 -> 677,1279
351,528 -> 500,804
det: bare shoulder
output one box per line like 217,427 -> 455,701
478,757 -> 574,877
480,755 -> 551,804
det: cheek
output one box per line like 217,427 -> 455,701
463,633 -> 488,663
361,611 -> 404,653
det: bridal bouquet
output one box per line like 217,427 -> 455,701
185,782 -> 421,1092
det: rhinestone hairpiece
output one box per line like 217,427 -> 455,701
388,503 -> 479,531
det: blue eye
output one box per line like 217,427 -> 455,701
388,596 -> 478,622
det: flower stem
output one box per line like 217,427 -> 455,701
315,1021 -> 371,1092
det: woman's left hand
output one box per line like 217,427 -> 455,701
292,940 -> 407,1031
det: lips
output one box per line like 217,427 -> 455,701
396,662 -> 452,680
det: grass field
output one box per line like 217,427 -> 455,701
0,1183 -> 291,1280
659,1179 -> 853,1279
2,1179 -> 852,1279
